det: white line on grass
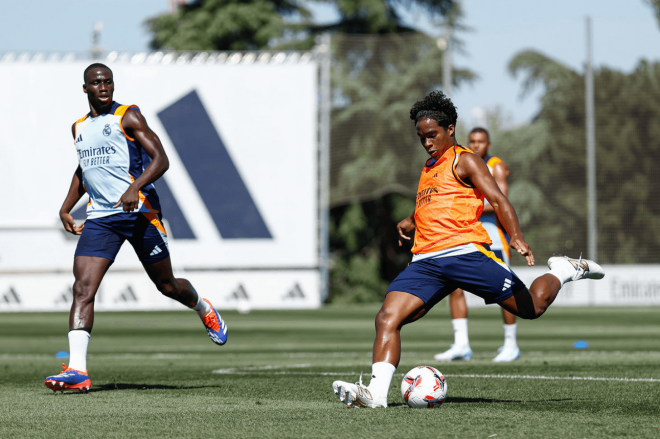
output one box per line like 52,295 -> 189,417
212,367 -> 660,382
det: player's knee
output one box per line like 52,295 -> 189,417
509,288 -> 545,320
155,278 -> 177,297
72,279 -> 95,302
375,307 -> 398,332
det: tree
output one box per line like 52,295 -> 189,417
147,0 -> 311,50
494,50 -> 660,264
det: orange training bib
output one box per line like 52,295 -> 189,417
412,146 -> 492,254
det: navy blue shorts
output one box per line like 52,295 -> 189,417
75,212 -> 170,264
387,248 -> 526,307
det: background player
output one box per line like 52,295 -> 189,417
332,90 -> 604,408
434,127 -> 521,363
44,63 -> 227,393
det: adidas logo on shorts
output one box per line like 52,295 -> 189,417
502,278 -> 512,291
150,245 -> 162,256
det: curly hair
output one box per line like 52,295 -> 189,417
409,90 -> 458,129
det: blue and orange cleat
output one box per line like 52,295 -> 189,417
201,299 -> 228,345
44,363 -> 91,393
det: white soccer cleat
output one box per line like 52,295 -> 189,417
548,255 -> 605,282
332,374 -> 386,408
492,344 -> 521,362
433,344 -> 473,362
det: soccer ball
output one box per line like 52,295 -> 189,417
401,366 -> 447,408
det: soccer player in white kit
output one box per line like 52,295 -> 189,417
44,64 -> 227,393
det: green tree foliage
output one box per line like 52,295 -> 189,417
330,32 -> 476,206
147,0 -> 310,50
493,50 -> 660,264
329,194 -> 415,303
147,0 -> 458,50
319,0 -> 455,34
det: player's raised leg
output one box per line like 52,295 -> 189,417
142,256 -> 227,345
498,255 -> 604,319
44,255 -> 111,393
434,289 -> 472,362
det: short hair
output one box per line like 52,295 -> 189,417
84,63 -> 112,84
469,127 -> 490,141
409,90 -> 458,129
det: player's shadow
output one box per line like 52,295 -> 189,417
89,383 -> 222,392
388,397 -> 573,407
444,397 -> 574,404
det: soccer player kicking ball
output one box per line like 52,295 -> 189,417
332,90 -> 604,408
434,127 -> 521,363
45,64 -> 227,393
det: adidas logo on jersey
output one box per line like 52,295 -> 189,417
75,134 -> 83,143
150,245 -> 162,256
502,278 -> 512,291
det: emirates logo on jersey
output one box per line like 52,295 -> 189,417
103,124 -> 111,136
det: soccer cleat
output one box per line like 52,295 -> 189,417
433,344 -> 473,362
201,299 -> 228,345
492,344 -> 521,362
548,254 -> 605,282
44,363 -> 91,393
332,374 -> 386,408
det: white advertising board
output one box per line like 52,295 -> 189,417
0,55 -> 321,311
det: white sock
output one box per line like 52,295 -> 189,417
452,318 -> 469,347
192,295 -> 212,317
547,261 -> 575,287
68,330 -> 90,371
503,323 -> 517,347
368,361 -> 396,402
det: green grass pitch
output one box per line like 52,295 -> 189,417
1,305 -> 659,438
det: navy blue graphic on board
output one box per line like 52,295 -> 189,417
157,90 -> 272,239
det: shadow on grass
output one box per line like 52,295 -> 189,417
89,383 -> 222,392
388,397 -> 574,407
445,397 -> 575,404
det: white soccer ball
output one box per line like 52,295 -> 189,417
401,366 -> 447,408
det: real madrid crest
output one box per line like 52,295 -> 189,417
103,124 -> 111,136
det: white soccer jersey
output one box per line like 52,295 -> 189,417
73,102 -> 161,219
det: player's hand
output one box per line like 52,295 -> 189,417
113,185 -> 140,212
510,235 -> 534,266
60,212 -> 85,235
397,216 -> 415,246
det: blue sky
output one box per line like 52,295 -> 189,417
1,0 -> 658,125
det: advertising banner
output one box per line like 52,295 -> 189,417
0,55 -> 320,311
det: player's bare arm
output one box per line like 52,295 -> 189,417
59,122 -> 86,235
482,161 -> 509,214
455,154 -> 534,266
113,110 -> 170,211
397,211 -> 415,246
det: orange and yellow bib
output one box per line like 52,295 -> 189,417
412,146 -> 492,254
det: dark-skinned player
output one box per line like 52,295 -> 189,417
332,90 -> 604,408
45,64 -> 227,393
435,127 -> 521,363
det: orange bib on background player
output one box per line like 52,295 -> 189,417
412,146 -> 492,254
